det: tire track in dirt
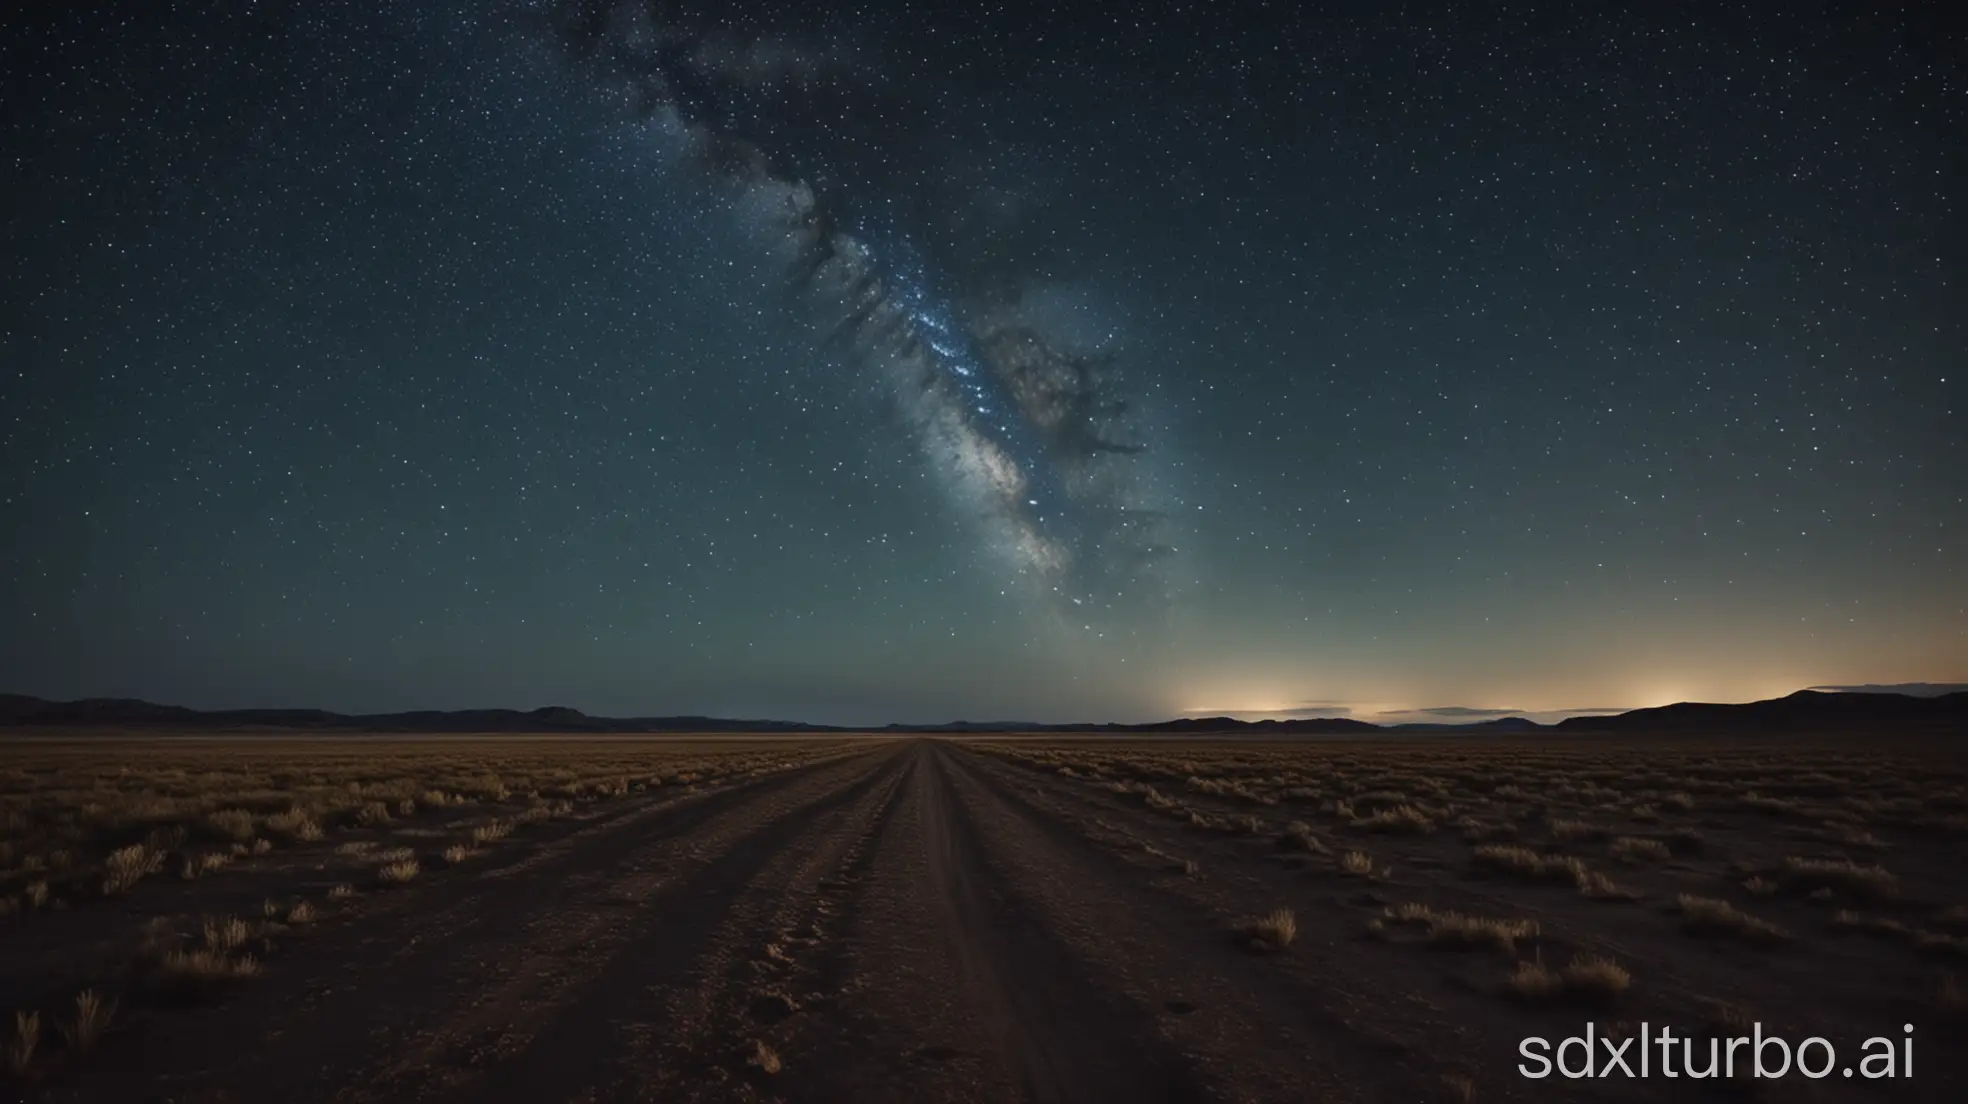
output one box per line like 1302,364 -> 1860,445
932,742 -> 1426,1103
919,741 -> 1214,1104
30,743 -> 903,1104
454,745 -> 916,1104
953,746 -> 1685,1103
614,747 -> 918,1103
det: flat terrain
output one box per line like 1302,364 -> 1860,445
4,733 -> 1966,1101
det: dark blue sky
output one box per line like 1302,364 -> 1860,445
3,2 -> 1960,724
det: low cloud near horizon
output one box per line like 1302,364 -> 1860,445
1807,683 -> 1968,698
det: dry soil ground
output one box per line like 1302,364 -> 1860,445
3,733 -> 1966,1102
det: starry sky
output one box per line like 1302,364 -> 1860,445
2,1 -> 1961,725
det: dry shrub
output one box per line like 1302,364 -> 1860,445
101,844 -> 163,895
1473,845 -> 1586,882
60,990 -> 114,1052
1243,908 -> 1298,951
1385,903 -> 1537,952
1507,954 -> 1629,1004
1678,895 -> 1787,945
1340,850 -> 1374,876
376,859 -> 419,886
1278,821 -> 1327,853
1611,836 -> 1670,863
1548,819 -> 1604,842
159,948 -> 262,996
9,1011 -> 38,1075
181,851 -> 231,880
1781,857 -> 1897,900
1831,910 -> 1909,938
747,1038 -> 782,1075
203,916 -> 250,952
205,809 -> 258,843
1575,870 -> 1640,901
264,808 -> 323,842
1354,804 -> 1435,834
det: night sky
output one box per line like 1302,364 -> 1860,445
3,2 -> 1961,725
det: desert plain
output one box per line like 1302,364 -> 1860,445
3,732 -> 1966,1102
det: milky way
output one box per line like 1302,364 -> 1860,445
538,1 -> 1171,613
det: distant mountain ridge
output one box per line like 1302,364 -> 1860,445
1550,689 -> 1968,732
2,688 -> 1963,735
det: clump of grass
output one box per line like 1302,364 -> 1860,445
1740,792 -> 1800,816
469,820 -> 512,845
203,916 -> 251,953
10,1011 -> 38,1075
1742,876 -> 1779,896
1678,894 -> 1788,945
101,843 -> 163,895
285,900 -> 316,925
1781,857 -> 1897,900
1340,850 -> 1374,876
1277,821 -> 1328,853
24,881 -> 49,909
60,990 -> 114,1052
746,1038 -> 782,1075
1576,870 -> 1640,901
1548,819 -> 1604,842
371,847 -> 415,864
1455,816 -> 1515,842
376,859 -> 420,886
159,948 -> 262,995
1242,908 -> 1298,951
328,883 -> 356,900
264,808 -> 324,842
1384,903 -> 1538,952
1473,844 -> 1587,882
1354,804 -> 1434,834
354,801 -> 393,827
1611,837 -> 1670,863
1506,954 -> 1629,1005
205,809 -> 258,843
442,844 -> 475,865
1831,910 -> 1910,938
250,838 -> 272,856
181,851 -> 231,880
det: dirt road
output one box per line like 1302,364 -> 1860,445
28,738 -> 1952,1103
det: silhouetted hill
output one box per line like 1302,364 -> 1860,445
0,695 -> 834,733
1553,690 -> 1968,732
